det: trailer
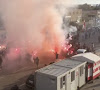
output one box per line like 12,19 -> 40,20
71,52 -> 100,81
35,59 -> 86,90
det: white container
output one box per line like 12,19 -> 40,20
72,52 -> 100,80
35,59 -> 86,90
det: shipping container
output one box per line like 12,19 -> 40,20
72,52 -> 100,81
35,59 -> 86,90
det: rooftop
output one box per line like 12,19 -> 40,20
36,59 -> 84,77
71,52 -> 100,63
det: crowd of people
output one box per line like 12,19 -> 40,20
75,42 -> 95,52
71,26 -> 100,54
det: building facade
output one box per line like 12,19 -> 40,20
67,9 -> 82,23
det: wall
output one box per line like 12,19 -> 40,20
35,72 -> 57,90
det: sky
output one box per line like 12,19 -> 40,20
76,0 -> 100,4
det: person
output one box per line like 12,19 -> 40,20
77,42 -> 80,49
87,47 -> 91,52
34,57 -> 39,69
85,33 -> 87,39
91,43 -> 94,52
83,43 -> 86,49
77,33 -> 79,41
52,51 -> 59,59
44,64 -> 47,66
0,56 -> 3,69
77,86 -> 80,90
98,36 -> 100,43
67,34 -> 70,38
88,31 -> 90,38
55,52 -> 59,59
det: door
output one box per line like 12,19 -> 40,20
85,64 -> 88,82
66,72 -> 71,90
75,68 -> 79,88
79,65 -> 86,87
71,70 -> 75,90
60,76 -> 66,90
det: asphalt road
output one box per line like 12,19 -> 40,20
0,61 -> 46,90
0,66 -> 34,90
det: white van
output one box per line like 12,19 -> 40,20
77,49 -> 87,54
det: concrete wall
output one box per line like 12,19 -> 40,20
35,72 -> 57,90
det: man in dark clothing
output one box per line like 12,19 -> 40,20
87,47 -> 91,52
0,56 -> 3,69
77,86 -> 80,90
67,34 -> 70,38
83,43 -> 86,49
77,42 -> 80,49
34,57 -> 39,69
89,32 -> 90,38
98,36 -> 100,43
55,52 -> 59,59
91,43 -> 94,52
85,33 -> 87,39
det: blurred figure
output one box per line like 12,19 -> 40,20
55,52 -> 59,59
53,51 -> 59,59
34,57 -> 39,69
67,33 -> 70,38
91,43 -> 94,52
98,36 -> 100,43
77,42 -> 80,49
88,32 -> 90,38
0,56 -> 3,70
85,33 -> 87,39
77,86 -> 80,90
83,43 -> 86,49
86,46 -> 91,52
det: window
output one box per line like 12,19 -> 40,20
71,71 -> 75,82
60,78 -> 63,89
63,76 -> 65,85
80,66 -> 84,76
60,76 -> 66,89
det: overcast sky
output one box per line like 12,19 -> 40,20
76,0 -> 100,4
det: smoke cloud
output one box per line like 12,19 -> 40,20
0,0 -> 77,68
0,0 -> 62,50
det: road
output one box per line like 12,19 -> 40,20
0,59 -> 46,90
0,66 -> 34,90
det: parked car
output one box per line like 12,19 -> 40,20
76,49 -> 87,54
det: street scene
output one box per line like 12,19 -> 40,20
0,0 -> 100,90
